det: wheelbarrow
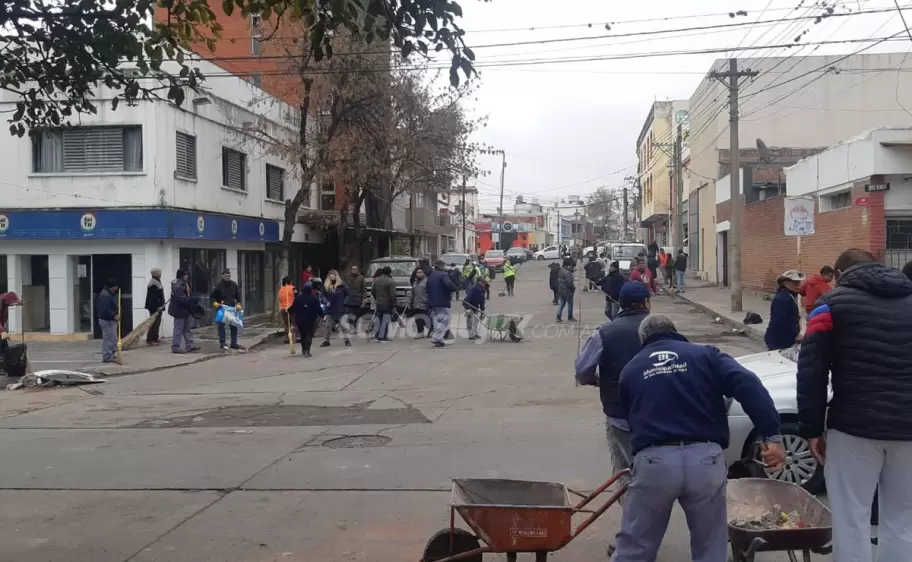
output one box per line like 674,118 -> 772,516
420,471 -> 629,561
728,478 -> 832,562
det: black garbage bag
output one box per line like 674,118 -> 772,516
0,343 -> 28,378
743,312 -> 763,325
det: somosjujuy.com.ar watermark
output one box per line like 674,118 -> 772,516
322,312 -> 589,342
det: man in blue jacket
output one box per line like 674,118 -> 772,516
426,260 -> 456,348
463,277 -> 486,340
95,278 -> 119,363
612,313 -> 785,562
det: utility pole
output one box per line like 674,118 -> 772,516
460,176 -> 467,253
496,150 -> 506,250
622,187 -> 629,242
673,123 -> 684,249
710,58 -> 758,313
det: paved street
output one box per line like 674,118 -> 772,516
0,262 -> 822,562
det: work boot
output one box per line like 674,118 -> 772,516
344,340 -> 352,347
320,341 -> 331,348
303,351 -> 312,358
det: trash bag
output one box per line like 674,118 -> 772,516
219,305 -> 244,329
743,312 -> 763,325
1,343 -> 28,378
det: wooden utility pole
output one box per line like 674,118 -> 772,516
710,58 -> 757,313
460,176 -> 467,253
622,187 -> 629,241
496,150 -> 506,250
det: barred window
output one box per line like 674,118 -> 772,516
175,132 -> 197,180
266,164 -> 284,201
33,126 -> 143,173
222,147 -> 247,191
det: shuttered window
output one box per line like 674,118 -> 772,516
175,132 -> 197,180
266,164 -> 284,201
222,147 -> 247,191
32,126 -> 143,173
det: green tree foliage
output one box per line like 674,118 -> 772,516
0,0 -> 477,135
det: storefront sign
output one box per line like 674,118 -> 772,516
0,209 -> 280,242
854,197 -> 871,207
864,183 -> 890,193
783,197 -> 814,236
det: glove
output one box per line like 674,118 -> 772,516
236,304 -> 243,312
212,300 -> 221,310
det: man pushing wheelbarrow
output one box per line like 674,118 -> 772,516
421,313 -> 787,561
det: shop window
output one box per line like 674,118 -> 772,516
179,248 -> 226,327
33,125 -> 143,173
820,190 -> 851,212
321,182 -> 336,210
175,131 -> 197,180
222,147 -> 247,191
266,164 -> 285,201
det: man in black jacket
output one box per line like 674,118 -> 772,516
96,278 -> 119,363
798,248 -> 912,561
144,268 -> 165,345
211,268 -> 243,350
169,269 -> 199,354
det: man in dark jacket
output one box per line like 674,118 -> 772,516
797,248 -> 912,561
584,255 -> 603,290
426,260 -> 456,347
289,284 -> 325,357
614,313 -> 784,561
673,249 -> 688,292
597,261 -> 624,320
343,265 -> 365,316
144,268 -> 165,345
168,269 -> 199,354
764,269 -> 804,351
210,268 -> 243,350
96,278 -> 119,363
409,258 -> 433,286
556,258 -> 576,322
548,262 -> 561,304
371,266 -> 397,342
463,277 -> 486,340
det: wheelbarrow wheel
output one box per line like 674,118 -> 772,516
423,528 -> 482,562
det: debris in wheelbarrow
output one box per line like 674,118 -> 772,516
731,505 -> 809,530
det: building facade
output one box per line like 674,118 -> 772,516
0,58 -> 323,339
687,52 -> 912,282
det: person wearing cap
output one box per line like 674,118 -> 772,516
96,278 -> 120,363
210,268 -> 244,351
614,313 -> 784,561
574,282 -> 651,556
168,268 -> 199,354
144,268 -> 166,345
764,269 -> 805,351
426,260 -> 457,348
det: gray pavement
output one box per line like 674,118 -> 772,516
0,262 -> 825,562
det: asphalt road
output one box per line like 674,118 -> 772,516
0,261 -> 829,561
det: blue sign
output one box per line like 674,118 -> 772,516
0,209 -> 280,242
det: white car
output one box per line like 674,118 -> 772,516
726,347 -> 826,494
534,245 -> 561,260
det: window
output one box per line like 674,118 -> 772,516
321,182 -> 336,210
887,218 -> 912,250
32,126 -> 143,173
222,147 -> 247,191
415,192 -> 425,208
175,132 -> 197,180
821,190 -> 851,212
250,73 -> 262,88
266,164 -> 285,201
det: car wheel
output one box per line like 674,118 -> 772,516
750,419 -> 825,495
536,255 -> 544,261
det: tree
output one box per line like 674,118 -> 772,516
1,0 -> 477,134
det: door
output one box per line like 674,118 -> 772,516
75,255 -> 93,333
717,232 -> 729,287
91,254 -> 133,338
238,250 -> 265,315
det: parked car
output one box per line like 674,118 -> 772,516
583,246 -> 596,258
440,253 -> 471,267
606,243 -> 648,278
534,245 -> 561,260
726,346 -> 827,494
482,249 -> 506,271
505,247 -> 527,264
364,256 -> 419,309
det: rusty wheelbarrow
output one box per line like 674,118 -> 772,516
728,478 -> 833,562
420,471 -> 629,562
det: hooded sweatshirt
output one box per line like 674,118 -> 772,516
799,274 -> 832,313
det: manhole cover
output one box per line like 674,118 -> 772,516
322,435 -> 392,449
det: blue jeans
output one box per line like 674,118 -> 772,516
612,442 -> 727,562
99,319 -> 118,362
556,295 -> 574,320
374,308 -> 392,341
675,270 -> 685,291
606,300 -> 620,320
217,323 -> 238,346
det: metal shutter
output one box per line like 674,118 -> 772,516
266,164 -> 284,200
63,127 -> 124,172
176,132 -> 197,179
223,148 -> 246,190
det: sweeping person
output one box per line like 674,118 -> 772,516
144,268 -> 165,345
279,276 -> 297,344
503,258 -> 517,296
409,267 -> 430,339
96,278 -> 120,363
464,276 -> 486,340
321,269 -> 351,347
427,260 -> 457,348
289,284 -> 324,358
168,269 -> 199,354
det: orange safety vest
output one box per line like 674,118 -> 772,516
659,253 -> 668,267
279,285 -> 295,310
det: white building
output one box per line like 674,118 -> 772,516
0,58 -> 324,339
449,185 -> 478,254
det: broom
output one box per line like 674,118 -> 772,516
120,298 -> 169,351
116,289 -> 123,365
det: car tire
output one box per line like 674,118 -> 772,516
744,417 -> 825,495
536,255 -> 544,261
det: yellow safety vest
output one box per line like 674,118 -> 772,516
503,262 -> 516,278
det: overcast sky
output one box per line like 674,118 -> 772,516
433,0 -> 909,212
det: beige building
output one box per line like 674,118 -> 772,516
636,100 -> 688,248
686,52 -> 912,282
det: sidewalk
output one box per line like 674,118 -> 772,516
672,285 -> 772,344
22,314 -> 281,377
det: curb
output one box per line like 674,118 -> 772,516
672,292 -> 766,345
92,331 -> 283,378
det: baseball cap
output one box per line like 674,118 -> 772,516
777,269 -> 806,283
619,282 -> 651,302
